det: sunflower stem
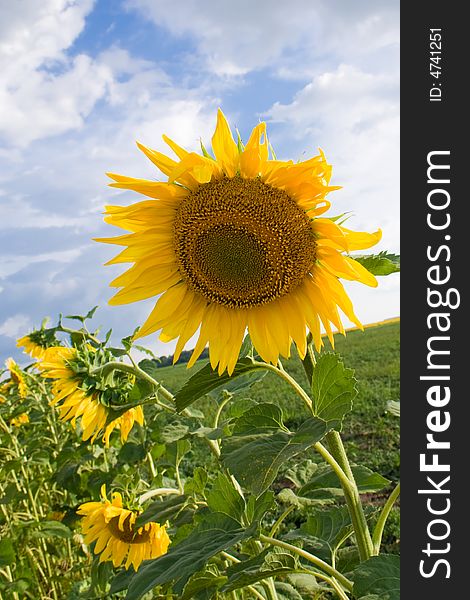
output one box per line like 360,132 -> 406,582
268,505 -> 295,537
372,481 -> 400,554
255,361 -> 312,412
301,337 -> 374,561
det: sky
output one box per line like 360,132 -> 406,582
0,0 -> 399,363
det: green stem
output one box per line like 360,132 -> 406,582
269,505 -> 295,537
255,361 -> 312,411
372,481 -> 401,554
325,431 -> 374,560
263,578 -> 279,600
299,342 -> 374,561
213,393 -> 232,429
313,442 -> 354,492
259,534 -> 353,592
328,577 -> 351,600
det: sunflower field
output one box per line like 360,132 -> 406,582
1,112 -> 400,599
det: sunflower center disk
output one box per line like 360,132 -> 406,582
174,176 -> 317,308
107,515 -> 150,544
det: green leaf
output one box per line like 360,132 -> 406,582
277,488 -> 331,509
184,467 -> 208,496
136,494 -> 189,528
353,252 -> 400,276
224,548 -> 300,592
206,473 -> 245,521
118,443 -> 146,464
284,506 -> 353,561
310,353 -> 357,429
336,546 -> 360,575
352,554 -> 400,600
0,482 -> 27,505
32,520 -> 72,540
65,306 -> 98,322
125,512 -> 257,598
110,569 -> 136,594
174,358 -> 268,411
275,582 -> 304,599
226,398 -> 257,419
285,460 -> 320,488
181,567 -> 227,600
221,404 -> 331,495
0,538 -> 15,567
245,489 -> 275,524
158,422 -> 190,444
286,573 -> 322,594
299,464 -> 390,498
90,558 -> 113,593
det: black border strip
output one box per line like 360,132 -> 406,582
401,3 -> 465,595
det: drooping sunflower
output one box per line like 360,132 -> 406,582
98,110 -> 381,374
17,327 -> 57,360
77,485 -> 170,570
3,358 -> 28,398
38,346 -> 144,446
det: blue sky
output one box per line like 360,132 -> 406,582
0,0 -> 399,363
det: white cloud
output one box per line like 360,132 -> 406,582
0,247 -> 86,278
127,0 -> 399,77
0,0 -> 114,146
0,314 -> 32,338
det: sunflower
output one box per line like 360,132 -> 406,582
77,485 -> 170,570
38,346 -> 144,446
17,328 -> 56,360
98,110 -> 381,374
4,358 -> 28,398
10,413 -> 29,427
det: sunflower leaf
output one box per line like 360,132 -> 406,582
181,567 -> 227,599
299,464 -> 390,499
352,252 -> 400,276
125,512 -> 257,599
206,473 -> 245,521
310,353 -> 357,430
221,403 -> 331,495
223,547 -> 300,592
352,554 -> 400,600
174,358 -> 268,412
283,506 -> 353,561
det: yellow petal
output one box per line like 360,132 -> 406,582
211,109 -> 239,177
239,122 -> 268,178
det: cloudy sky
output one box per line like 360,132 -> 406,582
0,0 -> 399,363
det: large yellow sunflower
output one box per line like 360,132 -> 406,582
38,347 -> 144,446
98,110 -> 381,374
77,485 -> 170,570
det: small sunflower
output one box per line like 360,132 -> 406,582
10,413 -> 29,427
17,327 -> 57,360
77,485 -> 170,570
4,358 -> 28,398
98,110 -> 381,374
38,346 -> 144,446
